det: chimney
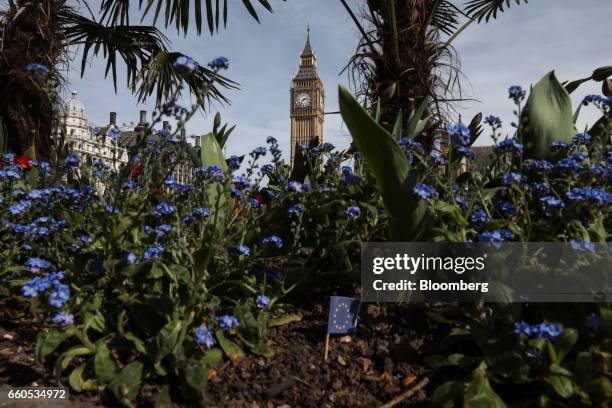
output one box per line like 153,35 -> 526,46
109,112 -> 117,125
139,110 -> 147,124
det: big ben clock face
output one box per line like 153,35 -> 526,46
295,92 -> 311,108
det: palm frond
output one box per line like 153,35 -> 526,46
463,0 -> 529,23
139,0 -> 281,35
131,51 -> 238,109
100,0 -> 131,25
59,9 -> 168,91
429,1 -> 461,36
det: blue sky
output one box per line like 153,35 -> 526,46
65,0 -> 611,158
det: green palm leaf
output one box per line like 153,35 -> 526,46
464,0 -> 530,23
131,51 -> 238,108
60,9 -> 168,91
139,0 -> 281,35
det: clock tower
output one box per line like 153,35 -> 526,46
290,27 -> 324,167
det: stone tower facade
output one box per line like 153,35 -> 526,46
290,28 -> 324,167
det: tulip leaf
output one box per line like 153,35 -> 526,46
215,330 -> 245,362
200,132 -> 227,171
521,71 -> 576,160
339,85 -> 427,240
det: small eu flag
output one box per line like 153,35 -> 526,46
327,296 -> 361,334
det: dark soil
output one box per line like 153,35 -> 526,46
202,302 -> 439,408
0,301 -> 441,407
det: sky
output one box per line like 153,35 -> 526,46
64,0 -> 611,158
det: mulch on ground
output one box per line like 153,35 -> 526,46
0,300 -> 441,407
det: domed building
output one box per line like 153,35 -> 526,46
61,91 -> 128,168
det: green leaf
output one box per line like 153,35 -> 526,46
464,368 -> 505,407
68,364 -> 87,392
521,71 -> 576,160
269,313 -> 302,327
551,328 -> 577,363
36,331 -> 72,361
338,85 -> 427,240
94,341 -> 118,383
154,320 -> 183,365
54,345 -> 94,382
183,363 -> 209,398
215,330 -> 245,362
550,364 -> 574,398
201,348 -> 223,368
431,380 -> 465,407
405,99 -> 429,137
108,361 -> 144,406
200,133 -> 227,171
153,385 -> 172,408
251,340 -> 274,357
392,110 -> 402,141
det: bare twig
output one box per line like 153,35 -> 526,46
377,377 -> 429,408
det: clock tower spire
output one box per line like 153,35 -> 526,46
290,27 -> 324,168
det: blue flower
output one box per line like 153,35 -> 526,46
208,56 -> 229,70
262,235 -> 283,249
256,295 -> 270,309
496,139 -> 523,155
64,154 -> 80,171
194,327 -> 216,348
500,201 -> 516,217
503,172 -> 522,186
250,146 -> 267,159
529,182 -> 550,196
551,141 -> 570,153
49,283 -> 70,308
539,195 -> 565,217
586,313 -> 604,332
447,124 -> 471,146
288,181 -> 302,193
25,258 -> 54,273
477,230 -> 504,247
52,312 -> 74,326
572,133 -> 592,145
144,243 -> 164,260
455,146 -> 475,159
261,164 -> 274,173
412,183 -> 438,200
164,176 -> 177,187
570,239 -> 596,253
514,321 -> 532,336
227,155 -> 242,170
288,203 -> 304,215
125,252 -> 138,264
173,55 -> 199,73
22,284 -> 38,298
193,207 -> 212,218
230,187 -> 242,198
484,115 -> 502,127
233,175 -> 250,189
508,85 -> 526,103
78,235 -> 93,245
345,206 -> 361,218
218,315 -> 239,330
236,245 -> 251,256
470,210 -> 489,225
249,198 -> 261,209
26,63 -> 49,75
153,201 -> 176,217
9,200 -> 31,215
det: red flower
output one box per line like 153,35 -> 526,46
13,156 -> 33,170
254,194 -> 265,207
132,165 -> 143,176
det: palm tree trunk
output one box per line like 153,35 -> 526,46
0,0 -> 59,161
369,0 -> 436,131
